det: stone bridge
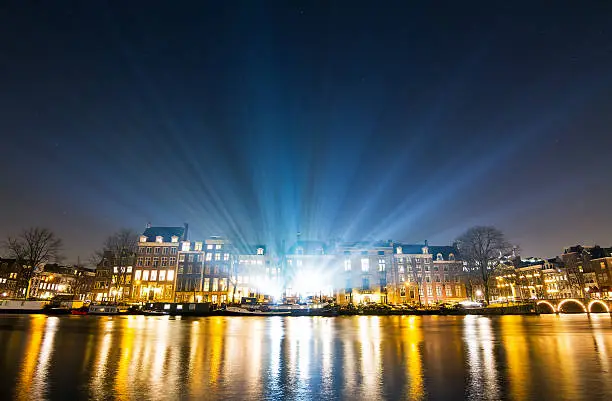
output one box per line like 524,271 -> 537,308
535,298 -> 611,314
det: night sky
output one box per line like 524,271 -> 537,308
1,1 -> 611,262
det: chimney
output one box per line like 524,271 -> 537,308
424,239 -> 428,247
146,222 -> 151,229
183,223 -> 189,241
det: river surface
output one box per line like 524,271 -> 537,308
0,314 -> 611,400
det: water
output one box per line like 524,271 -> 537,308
0,314 -> 611,400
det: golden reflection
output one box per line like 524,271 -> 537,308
207,316 -> 224,386
16,316 -> 46,401
403,315 -> 424,400
501,317 -> 531,400
91,319 -> 114,400
30,317 -> 58,397
464,316 -> 499,400
357,316 -> 382,399
188,320 -> 204,397
114,317 -> 136,400
590,315 -> 612,396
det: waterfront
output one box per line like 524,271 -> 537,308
0,315 -> 610,400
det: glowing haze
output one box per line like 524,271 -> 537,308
1,2 -> 611,262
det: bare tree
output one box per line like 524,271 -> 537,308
94,229 -> 138,302
4,227 -> 63,299
455,226 -> 514,305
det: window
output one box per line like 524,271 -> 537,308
437,253 -> 443,261
224,253 -> 229,261
179,254 -> 185,262
449,253 -> 455,261
182,242 -> 190,252
188,254 -> 195,262
206,253 -> 212,261
344,259 -> 352,271
170,257 -> 176,265
214,253 -> 221,261
362,277 -> 370,290
140,235 -> 147,243
397,246 -> 403,255
154,247 -> 160,254
142,270 -> 150,281
399,274 -> 405,282
171,236 -> 179,243
601,262 -> 606,269
212,278 -> 219,292
455,285 -> 462,296
144,257 -> 151,266
435,275 -> 440,282
161,257 -> 168,267
146,247 -> 152,254
167,270 -> 175,281
171,247 -> 177,254
159,270 -> 166,282
400,287 -> 406,297
137,257 -> 143,266
436,286 -> 442,296
443,266 -> 449,272
195,242 -> 203,251
156,236 -> 163,243
216,244 -> 222,250
427,286 -> 433,296
220,279 -> 227,291
207,244 -> 213,250
162,247 -> 168,255
425,276 -> 431,283
361,258 -> 369,272
153,258 -> 159,267
378,258 -> 386,271
455,276 -> 460,283
446,287 -> 453,296
257,248 -> 264,255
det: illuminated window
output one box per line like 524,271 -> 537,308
224,253 -> 229,261
205,253 -> 212,261
150,270 -> 157,281
137,257 -> 143,266
144,257 -> 151,266
361,258 -> 369,272
344,259 -> 351,271
153,258 -> 159,267
179,254 -> 185,262
182,242 -> 190,252
399,274 -> 405,282
169,257 -> 176,265
171,236 -> 179,243
220,279 -> 227,291
378,259 -> 386,271
215,253 -> 221,261
188,254 -> 195,262
162,247 -> 168,255
155,236 -> 163,243
427,286 -> 433,296
195,242 -> 203,251
212,278 -> 219,292
446,287 -> 452,296
207,244 -> 213,250
257,248 -> 264,255
146,247 -> 152,254
161,257 -> 168,267
171,247 -> 177,254
139,236 -> 147,243
397,246 -> 402,255
167,270 -> 175,281
159,270 -> 166,281
449,253 -> 455,261
436,286 -> 442,296
203,278 -> 210,291
142,270 -> 150,281
216,244 -> 222,250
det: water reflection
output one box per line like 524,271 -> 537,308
0,314 -> 611,400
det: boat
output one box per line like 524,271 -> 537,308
88,305 -> 120,315
142,310 -> 169,316
0,300 -> 48,314
71,309 -> 88,315
224,306 -> 290,316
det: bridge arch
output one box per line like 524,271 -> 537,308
536,300 -> 556,313
588,300 -> 610,313
557,299 -> 587,313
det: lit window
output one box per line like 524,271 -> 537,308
206,253 -> 212,261
215,253 -> 221,261
170,257 -> 176,265
150,270 -> 157,281
361,258 -> 369,272
207,244 -> 213,250
153,258 -> 159,267
224,253 -> 229,261
182,242 -> 190,252
195,242 -> 203,251
179,254 -> 185,262
446,287 -> 452,296
257,248 -> 264,255
378,258 -> 386,272
161,257 -> 168,267
159,270 -> 166,281
137,257 -> 143,266
156,236 -> 163,243
204,278 -> 210,291
171,236 -> 179,243
216,244 -> 222,250
167,270 -> 175,281
142,270 -> 150,281
427,286 -> 433,296
134,270 -> 142,281
397,246 -> 402,255
139,236 -> 147,243
436,286 -> 442,296
144,257 -> 151,266
344,259 -> 351,271
212,278 -> 219,292
127,266 -> 132,273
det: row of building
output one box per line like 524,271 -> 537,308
2,224 -> 610,305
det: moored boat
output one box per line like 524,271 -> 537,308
224,306 -> 290,316
0,300 -> 48,314
88,305 -> 120,315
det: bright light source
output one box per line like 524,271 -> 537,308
475,290 -> 483,297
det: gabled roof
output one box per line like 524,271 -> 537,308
141,226 -> 186,242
